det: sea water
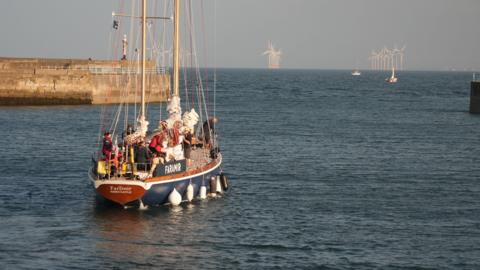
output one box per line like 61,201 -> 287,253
0,69 -> 479,269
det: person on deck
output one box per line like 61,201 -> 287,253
172,120 -> 182,146
202,117 -> 218,149
183,127 -> 193,166
102,132 -> 113,159
149,121 -> 168,155
148,152 -> 165,178
102,132 -> 120,175
134,140 -> 151,171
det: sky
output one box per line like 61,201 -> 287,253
0,0 -> 479,71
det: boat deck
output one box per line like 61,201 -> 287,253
93,146 -> 214,181
188,147 -> 213,170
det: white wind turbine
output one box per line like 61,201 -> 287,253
158,47 -> 172,67
399,45 -> 406,71
368,51 -> 375,70
262,41 -> 282,69
370,50 -> 381,70
370,45 -> 406,71
392,45 -> 400,70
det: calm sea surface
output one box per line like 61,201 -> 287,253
0,69 -> 479,269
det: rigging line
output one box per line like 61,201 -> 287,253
183,0 -> 193,111
185,5 -> 203,138
158,0 -> 169,121
104,2 -> 125,136
199,82 -> 213,155
159,0 -> 170,69
188,0 -> 204,114
133,50 -> 139,128
213,0 -> 217,141
144,16 -> 162,124
152,0 -> 158,43
188,0 -> 199,111
110,102 -> 124,138
99,0 -> 122,145
113,0 -> 126,61
134,25 -> 142,127
199,0 -> 211,117
124,76 -> 128,131
100,30 -> 114,140
128,0 -> 136,57
123,73 -> 133,130
101,22 -> 121,138
192,22 -> 213,149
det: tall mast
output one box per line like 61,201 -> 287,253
173,0 -> 180,97
140,0 -> 147,119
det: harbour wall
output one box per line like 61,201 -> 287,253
470,81 -> 480,113
0,57 -> 170,105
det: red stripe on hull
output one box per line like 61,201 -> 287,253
96,184 -> 146,205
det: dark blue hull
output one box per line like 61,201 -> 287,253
141,166 -> 222,206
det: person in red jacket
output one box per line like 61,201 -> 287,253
102,132 -> 113,159
149,121 -> 168,154
101,132 -> 119,176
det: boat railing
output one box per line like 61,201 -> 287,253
95,159 -> 189,180
96,160 -> 151,180
38,65 -> 167,75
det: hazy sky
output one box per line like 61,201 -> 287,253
0,0 -> 479,70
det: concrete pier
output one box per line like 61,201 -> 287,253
0,57 -> 170,105
470,81 -> 480,113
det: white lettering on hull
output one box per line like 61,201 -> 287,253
109,186 -> 133,194
165,163 -> 182,174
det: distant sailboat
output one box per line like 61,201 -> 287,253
352,60 -> 361,76
386,66 -> 398,83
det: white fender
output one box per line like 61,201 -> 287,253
139,200 -> 148,210
216,175 -> 223,193
199,185 -> 207,200
186,183 -> 194,202
168,188 -> 182,206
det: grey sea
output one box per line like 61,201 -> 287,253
0,69 -> 479,269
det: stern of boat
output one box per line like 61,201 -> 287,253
88,168 -> 148,205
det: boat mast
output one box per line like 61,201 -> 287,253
140,0 -> 147,119
173,0 -> 180,97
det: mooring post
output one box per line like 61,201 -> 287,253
470,81 -> 480,113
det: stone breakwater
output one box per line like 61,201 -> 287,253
0,57 -> 170,105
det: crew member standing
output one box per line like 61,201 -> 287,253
202,117 -> 218,148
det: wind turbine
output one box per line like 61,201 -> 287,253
158,46 -> 172,67
392,45 -> 400,70
368,52 -> 374,70
262,41 -> 282,69
399,45 -> 406,71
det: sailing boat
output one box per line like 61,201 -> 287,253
386,66 -> 398,83
88,0 -> 227,208
351,60 -> 361,76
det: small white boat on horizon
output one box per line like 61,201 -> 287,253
352,70 -> 361,76
386,67 -> 398,83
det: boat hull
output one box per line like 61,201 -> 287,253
89,156 -> 222,207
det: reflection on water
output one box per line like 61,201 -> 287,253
91,200 -> 216,267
